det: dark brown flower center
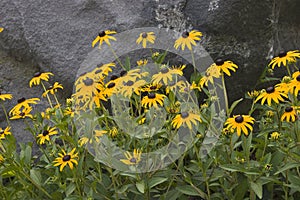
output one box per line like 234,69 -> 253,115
182,31 -> 189,38
285,107 -> 293,112
181,112 -> 189,118
94,69 -> 102,74
161,67 -> 169,74
141,32 -> 148,38
120,70 -> 127,77
110,75 -> 118,80
20,112 -> 25,117
296,75 -> 300,82
17,97 -> 26,104
107,82 -> 115,88
130,157 -> 137,163
42,130 -> 49,136
98,31 -> 106,37
150,85 -> 157,90
278,50 -> 287,58
0,130 -> 4,135
266,86 -> 275,94
34,72 -> 42,77
215,59 -> 224,66
148,93 -> 156,99
235,115 -> 244,123
63,155 -> 71,162
125,80 -> 134,86
83,78 -> 94,86
48,86 -> 53,90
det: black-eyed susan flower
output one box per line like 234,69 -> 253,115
137,59 -> 148,66
268,50 -> 300,69
270,132 -> 280,140
0,92 -> 12,101
199,63 -> 221,88
141,93 -> 166,108
92,30 -> 117,48
120,149 -> 142,165
136,32 -> 155,48
102,80 -> 118,98
214,59 -> 238,76
255,86 -> 288,106
9,97 -> 40,116
118,69 -> 149,83
37,127 -> 58,145
281,106 -> 298,122
64,107 -> 74,117
247,90 -> 260,99
10,106 -> 33,119
289,71 -> 300,96
152,65 -> 184,85
92,62 -> 115,79
141,83 -> 162,93
171,111 -> 202,130
224,115 -> 255,137
42,82 -> 63,97
53,148 -> 78,172
29,72 -> 54,87
119,79 -> 147,98
0,126 -> 11,140
174,30 -> 202,51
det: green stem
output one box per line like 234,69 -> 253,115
190,49 -> 196,73
41,82 -> 53,108
221,73 -> 229,116
1,102 -> 10,126
108,46 -> 126,70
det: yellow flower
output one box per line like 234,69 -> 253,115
78,130 -> 107,146
171,111 -> 202,130
152,65 -> 184,85
289,71 -> 300,96
9,97 -> 40,116
141,83 -> 162,93
37,127 -> 58,145
120,149 -> 142,165
221,127 -> 235,135
0,154 -> 4,163
53,148 -> 79,172
255,86 -> 288,106
10,106 -> 33,120
92,62 -> 115,79
270,132 -> 280,140
0,27 -> 3,33
42,82 -> 63,97
119,79 -> 147,98
247,90 -> 260,99
224,115 -> 255,137
141,93 -> 166,108
0,127 -> 11,140
0,92 -> 12,101
268,50 -> 300,69
64,107 -> 74,117
174,30 -> 202,51
136,32 -> 155,48
109,127 -> 118,137
92,30 -> 117,48
214,59 -> 238,76
166,101 -> 181,114
281,106 -> 297,122
137,59 -> 148,66
29,72 -> 54,87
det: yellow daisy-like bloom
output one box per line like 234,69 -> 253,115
247,90 -> 260,99
118,69 -> 149,83
42,82 -> 63,97
29,72 -> 54,87
224,115 -> 255,137
119,79 -> 147,98
37,127 -> 58,145
268,50 -> 300,69
270,132 -> 280,140
53,148 -> 79,172
289,71 -> 300,96
171,111 -> 202,130
0,127 -> 11,140
92,62 -> 116,79
9,97 -> 40,116
152,65 -> 184,85
92,30 -> 117,48
141,83 -> 162,92
136,32 -> 155,48
137,59 -> 148,66
174,30 -> 202,51
102,80 -> 118,98
10,106 -> 33,120
0,92 -> 12,101
120,149 -> 142,165
281,106 -> 298,122
79,130 -> 107,146
214,59 -> 238,76
199,63 -> 222,88
255,86 -> 288,106
179,81 -> 201,93
141,93 -> 166,108
64,107 -> 74,118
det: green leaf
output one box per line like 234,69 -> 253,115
220,164 -> 241,172
30,169 -> 42,186
274,162 -> 300,175
228,98 -> 243,116
136,181 -> 145,194
65,183 -> 76,197
250,181 -> 263,199
149,177 -> 168,189
176,185 -> 205,198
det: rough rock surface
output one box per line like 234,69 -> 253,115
0,0 -> 300,144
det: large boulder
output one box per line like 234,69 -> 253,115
0,0 -> 299,143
